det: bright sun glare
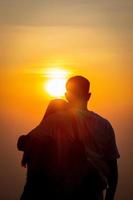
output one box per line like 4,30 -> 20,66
45,69 -> 69,98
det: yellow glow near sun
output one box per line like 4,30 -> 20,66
45,68 -> 69,97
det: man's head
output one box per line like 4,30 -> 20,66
65,76 -> 91,108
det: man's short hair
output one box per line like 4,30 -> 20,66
66,76 -> 90,97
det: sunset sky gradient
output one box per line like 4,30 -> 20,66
0,0 -> 133,199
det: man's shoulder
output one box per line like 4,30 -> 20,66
82,110 -> 110,126
91,111 -> 109,123
42,109 -> 112,131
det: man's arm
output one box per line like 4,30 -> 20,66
105,159 -> 118,200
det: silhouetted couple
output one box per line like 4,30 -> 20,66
17,76 -> 120,200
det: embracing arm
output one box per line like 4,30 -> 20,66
17,125 -> 41,151
17,135 -> 27,151
105,159 -> 118,200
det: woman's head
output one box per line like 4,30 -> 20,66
44,99 -> 69,119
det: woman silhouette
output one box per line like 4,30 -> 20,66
17,99 -> 69,200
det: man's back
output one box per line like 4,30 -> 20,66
38,109 -> 119,162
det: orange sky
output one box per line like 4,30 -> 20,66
0,1 -> 133,199
1,25 -> 132,123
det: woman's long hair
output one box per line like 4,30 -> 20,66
41,99 -> 69,123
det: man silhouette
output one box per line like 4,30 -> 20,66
19,76 -> 120,200
64,76 -> 120,200
41,76 -> 119,200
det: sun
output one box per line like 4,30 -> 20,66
44,68 -> 69,97
45,78 -> 67,97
